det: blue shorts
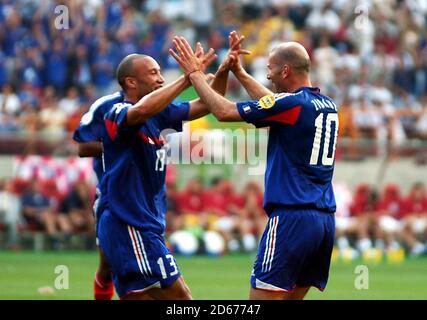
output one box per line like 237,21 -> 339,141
98,208 -> 182,298
251,208 -> 335,293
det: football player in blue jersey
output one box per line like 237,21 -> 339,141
171,32 -> 339,300
97,38 -> 248,300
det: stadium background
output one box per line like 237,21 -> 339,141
0,0 -> 426,299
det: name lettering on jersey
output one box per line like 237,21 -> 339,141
258,94 -> 276,109
311,98 -> 337,112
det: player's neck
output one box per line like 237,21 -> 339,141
285,77 -> 312,93
123,90 -> 140,104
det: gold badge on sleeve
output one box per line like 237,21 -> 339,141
258,94 -> 276,109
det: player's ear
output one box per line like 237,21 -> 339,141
281,64 -> 289,79
125,77 -> 137,89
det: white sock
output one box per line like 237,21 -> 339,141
228,239 -> 240,252
337,236 -> 350,250
411,242 -> 425,255
357,238 -> 372,252
242,234 -> 256,252
375,239 -> 385,250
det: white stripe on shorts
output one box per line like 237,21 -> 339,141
128,226 -> 148,276
136,229 -> 152,275
266,216 -> 279,272
262,218 -> 274,272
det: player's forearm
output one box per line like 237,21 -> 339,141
234,68 -> 273,99
78,142 -> 102,157
211,65 -> 230,96
189,71 -> 236,121
127,75 -> 189,125
187,68 -> 230,120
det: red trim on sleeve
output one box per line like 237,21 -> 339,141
105,119 -> 118,140
263,105 -> 301,125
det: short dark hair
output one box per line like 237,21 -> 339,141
116,54 -> 147,90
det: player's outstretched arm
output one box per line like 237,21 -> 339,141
126,47 -> 216,126
171,36 -> 242,122
78,141 -> 102,157
228,31 -> 273,100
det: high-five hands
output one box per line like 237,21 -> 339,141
169,37 -> 215,78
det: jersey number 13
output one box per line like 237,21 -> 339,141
309,113 -> 339,166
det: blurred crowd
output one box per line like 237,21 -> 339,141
1,173 -> 426,256
0,0 -> 426,155
0,177 -> 95,250
334,181 -> 427,257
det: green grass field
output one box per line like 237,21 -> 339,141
0,251 -> 426,300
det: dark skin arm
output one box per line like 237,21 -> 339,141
125,75 -> 191,126
126,45 -> 217,126
78,141 -> 102,157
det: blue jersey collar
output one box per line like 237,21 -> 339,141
293,86 -> 320,93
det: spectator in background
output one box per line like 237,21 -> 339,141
334,181 -> 358,255
39,87 -> 67,138
92,39 -> 116,96
165,180 -> 181,233
414,95 -> 427,139
176,177 -> 206,231
70,44 -> 92,89
337,94 -> 359,158
350,185 -> 380,253
58,180 -> 93,236
21,180 -> 69,247
401,182 -> 427,255
44,37 -> 68,95
0,84 -> 21,116
0,179 -> 23,249
376,184 -> 405,251
59,87 -> 80,116
203,177 -> 240,252
235,181 -> 266,252
0,52 -> 8,87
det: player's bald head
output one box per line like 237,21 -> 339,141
270,42 -> 311,75
116,53 -> 150,89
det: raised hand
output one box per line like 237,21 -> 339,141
169,37 -> 216,77
219,30 -> 251,74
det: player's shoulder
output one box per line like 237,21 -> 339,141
81,91 -> 124,125
254,92 -> 303,110
94,91 -> 125,112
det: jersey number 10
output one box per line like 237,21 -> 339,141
309,113 -> 339,166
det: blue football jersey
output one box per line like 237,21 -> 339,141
236,87 -> 339,214
73,91 -> 124,182
101,101 -> 190,233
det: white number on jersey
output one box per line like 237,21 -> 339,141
309,113 -> 339,166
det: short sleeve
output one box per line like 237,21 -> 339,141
156,102 -> 190,132
104,102 -> 133,141
236,93 -> 303,127
73,108 -> 104,143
